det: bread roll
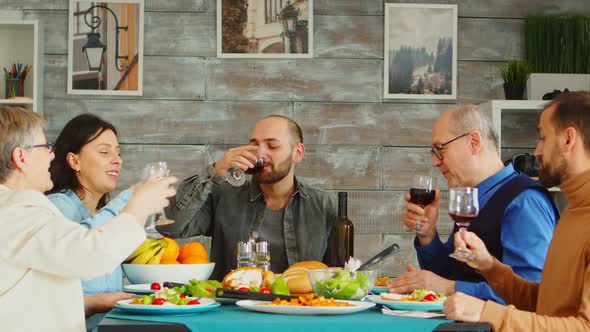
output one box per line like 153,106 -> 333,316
221,266 -> 276,290
282,261 -> 328,295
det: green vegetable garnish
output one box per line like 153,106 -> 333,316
270,277 -> 290,296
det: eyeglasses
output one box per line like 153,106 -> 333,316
22,141 -> 54,153
431,133 -> 470,161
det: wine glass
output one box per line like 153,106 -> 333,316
226,158 -> 265,186
448,187 -> 479,259
142,161 -> 175,237
409,174 -> 436,235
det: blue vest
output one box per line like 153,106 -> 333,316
448,174 -> 559,282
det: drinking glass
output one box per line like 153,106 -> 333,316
409,174 -> 436,235
142,161 -> 175,237
226,158 -> 265,186
448,187 -> 479,260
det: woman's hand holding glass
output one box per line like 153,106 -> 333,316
122,175 -> 177,227
141,162 -> 176,235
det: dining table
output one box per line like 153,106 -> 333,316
97,302 -> 492,332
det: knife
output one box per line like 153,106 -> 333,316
357,243 -> 400,271
215,288 -> 295,301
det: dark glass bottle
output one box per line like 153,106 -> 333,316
327,192 -> 354,267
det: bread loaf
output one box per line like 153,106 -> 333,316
281,261 -> 328,294
221,266 -> 276,290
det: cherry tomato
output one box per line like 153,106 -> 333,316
259,287 -> 271,294
206,288 -> 214,294
187,299 -> 201,305
150,282 -> 161,290
152,297 -> 166,305
423,294 -> 437,301
238,287 -> 249,292
179,294 -> 187,298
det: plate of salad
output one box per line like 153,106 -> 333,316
366,289 -> 446,311
116,288 -> 221,315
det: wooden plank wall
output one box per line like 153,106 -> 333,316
5,0 -> 586,276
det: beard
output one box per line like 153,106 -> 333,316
255,154 -> 293,184
538,151 -> 567,188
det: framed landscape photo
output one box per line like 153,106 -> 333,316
67,0 -> 143,95
384,3 -> 457,100
217,0 -> 313,58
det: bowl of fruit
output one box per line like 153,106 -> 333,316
122,238 -> 214,284
307,268 -> 376,300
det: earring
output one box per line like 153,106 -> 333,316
76,167 -> 80,173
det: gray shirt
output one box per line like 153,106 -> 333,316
259,207 -> 289,273
157,165 -> 337,280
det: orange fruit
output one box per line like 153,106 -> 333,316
180,256 -> 209,264
160,258 -> 181,264
178,242 -> 208,262
161,237 -> 180,262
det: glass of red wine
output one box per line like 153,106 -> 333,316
226,158 -> 265,186
409,174 -> 436,235
448,187 -> 479,260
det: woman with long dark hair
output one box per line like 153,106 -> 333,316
47,114 -> 136,331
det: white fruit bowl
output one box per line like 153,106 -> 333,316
122,263 -> 215,284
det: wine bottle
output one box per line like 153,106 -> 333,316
327,192 -> 354,267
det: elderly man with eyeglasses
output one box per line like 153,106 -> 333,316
388,104 -> 559,304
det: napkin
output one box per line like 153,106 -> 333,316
381,307 -> 445,318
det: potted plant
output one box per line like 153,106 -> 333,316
498,59 -> 531,100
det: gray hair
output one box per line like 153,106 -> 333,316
0,106 -> 43,182
448,104 -> 499,152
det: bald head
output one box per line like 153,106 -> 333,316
257,115 -> 303,147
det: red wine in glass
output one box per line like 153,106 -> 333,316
410,188 -> 436,206
245,159 -> 265,174
449,212 -> 477,230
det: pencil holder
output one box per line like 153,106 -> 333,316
5,78 -> 24,98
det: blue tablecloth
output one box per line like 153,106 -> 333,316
106,304 -> 449,332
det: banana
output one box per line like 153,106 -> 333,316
124,238 -> 160,263
130,243 -> 163,264
147,241 -> 168,264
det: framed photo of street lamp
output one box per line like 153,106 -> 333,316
383,4 -> 457,100
67,0 -> 144,95
217,0 -> 313,58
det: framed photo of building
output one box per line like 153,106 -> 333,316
217,0 -> 313,58
67,0 -> 143,95
384,4 -> 457,100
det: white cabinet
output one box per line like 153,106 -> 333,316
479,100 -> 560,192
478,100 -> 548,151
0,20 -> 43,113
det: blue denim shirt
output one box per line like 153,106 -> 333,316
47,189 -> 132,294
416,164 -> 558,303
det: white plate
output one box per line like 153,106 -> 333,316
236,299 -> 375,315
366,294 -> 444,311
115,298 -> 221,315
123,284 -> 156,294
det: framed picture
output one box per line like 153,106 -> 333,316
384,4 -> 457,100
217,0 -> 313,58
67,0 -> 143,95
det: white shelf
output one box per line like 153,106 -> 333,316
479,100 -> 562,193
0,98 -> 33,104
0,20 -> 43,114
479,100 -> 548,151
